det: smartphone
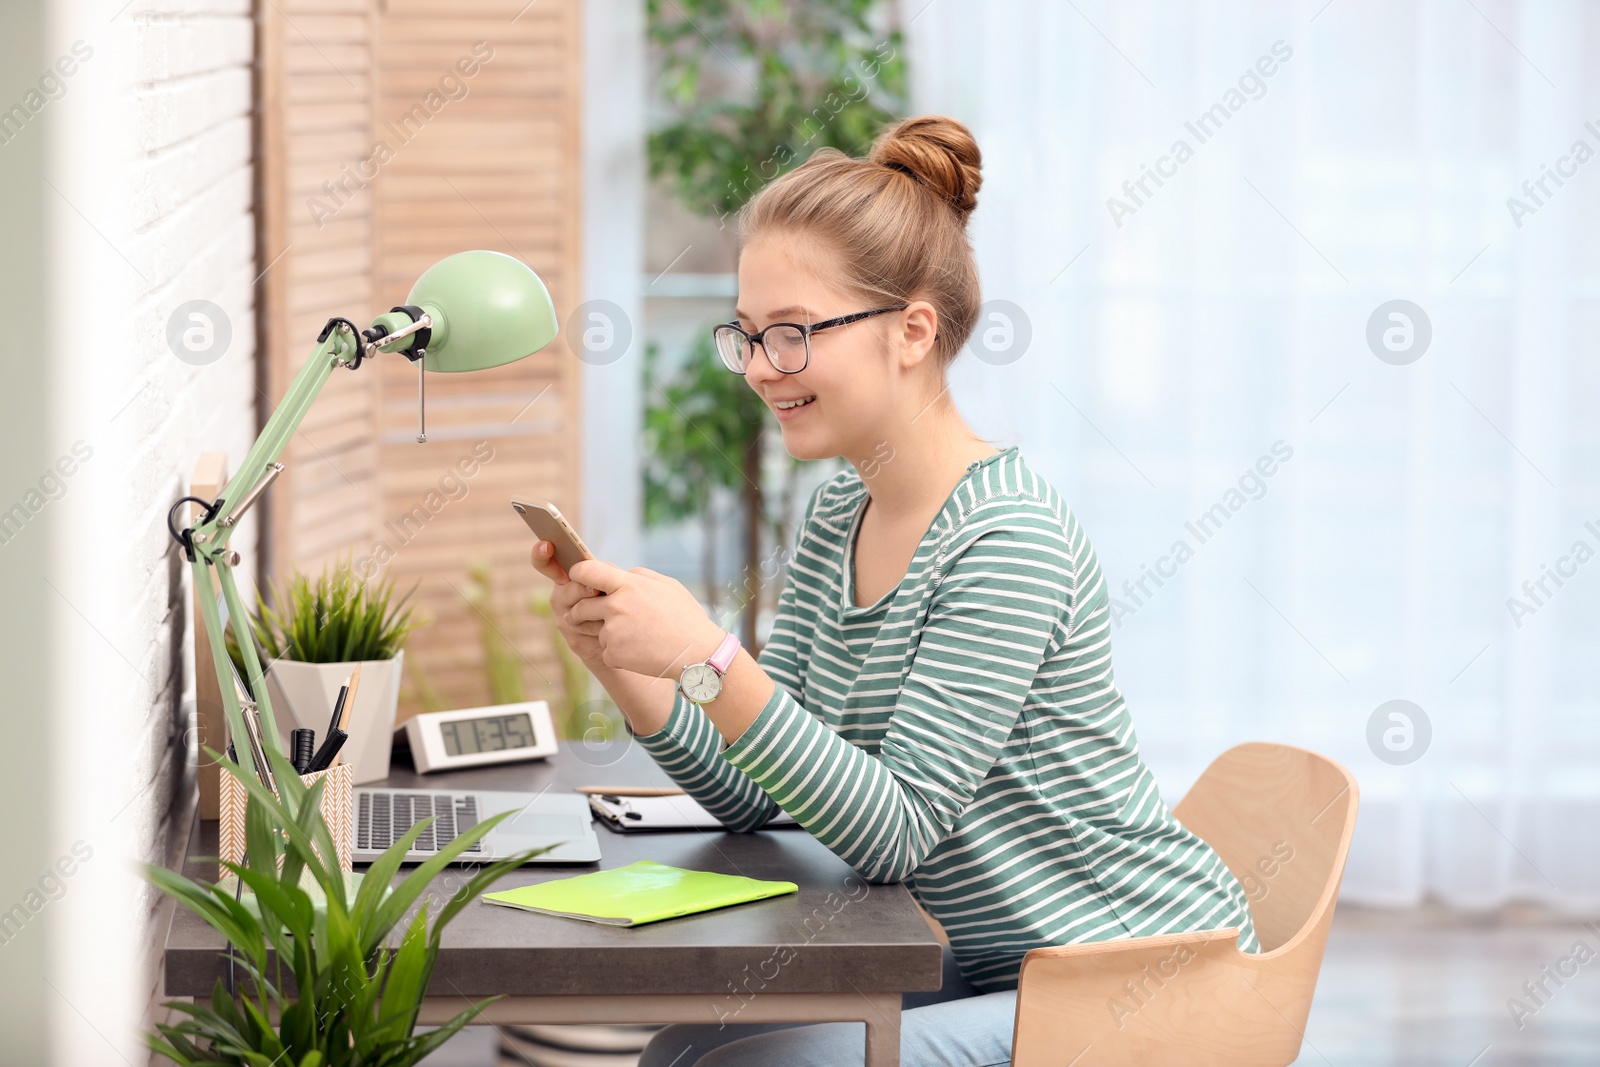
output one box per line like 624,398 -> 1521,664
512,499 -> 596,578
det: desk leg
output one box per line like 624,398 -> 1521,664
860,992 -> 901,1067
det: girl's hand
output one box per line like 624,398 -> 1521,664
529,541 -> 609,673
566,559 -> 725,680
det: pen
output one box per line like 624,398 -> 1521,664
325,676 -> 350,744
291,728 -> 316,775
313,663 -> 362,771
339,663 -> 362,731
305,728 -> 347,774
574,786 -> 685,797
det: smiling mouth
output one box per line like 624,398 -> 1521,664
774,396 -> 816,410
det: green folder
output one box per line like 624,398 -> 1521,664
481,859 -> 798,927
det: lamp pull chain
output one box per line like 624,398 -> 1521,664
416,350 -> 427,443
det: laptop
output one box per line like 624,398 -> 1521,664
354,787 -> 601,865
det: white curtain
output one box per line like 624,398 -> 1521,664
906,0 -> 1600,910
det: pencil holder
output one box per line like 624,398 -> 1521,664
218,762 -> 355,877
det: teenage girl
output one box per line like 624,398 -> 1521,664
530,114 -> 1259,1067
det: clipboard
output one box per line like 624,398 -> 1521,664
588,791 -> 800,833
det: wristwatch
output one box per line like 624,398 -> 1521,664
677,631 -> 741,705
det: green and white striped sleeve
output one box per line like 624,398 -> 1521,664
627,688 -> 780,831
721,507 -> 1076,882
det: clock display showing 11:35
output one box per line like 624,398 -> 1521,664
439,712 -> 536,756
405,700 -> 558,773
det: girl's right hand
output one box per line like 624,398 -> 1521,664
530,540 -> 609,673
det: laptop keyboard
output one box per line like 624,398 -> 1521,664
357,791 -> 482,854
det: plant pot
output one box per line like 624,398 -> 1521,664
264,650 -> 404,785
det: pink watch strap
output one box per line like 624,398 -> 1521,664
707,631 -> 741,674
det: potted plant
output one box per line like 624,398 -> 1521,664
227,558 -> 423,784
146,748 -> 545,1064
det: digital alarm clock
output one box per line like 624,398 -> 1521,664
403,700 -> 560,774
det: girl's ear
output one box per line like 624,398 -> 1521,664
895,299 -> 940,370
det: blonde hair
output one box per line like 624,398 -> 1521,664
735,115 -> 983,371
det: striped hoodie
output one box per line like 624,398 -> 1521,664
630,445 -> 1260,991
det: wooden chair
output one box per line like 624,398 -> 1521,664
1010,742 -> 1359,1066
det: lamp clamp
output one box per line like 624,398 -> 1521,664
167,495 -> 224,563
316,317 -> 367,369
353,307 -> 433,363
385,306 -> 433,362
368,306 -> 435,443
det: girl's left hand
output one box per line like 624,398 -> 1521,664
566,559 -> 726,679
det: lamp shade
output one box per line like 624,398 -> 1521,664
405,250 -> 558,372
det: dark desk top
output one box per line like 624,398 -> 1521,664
163,739 -> 944,997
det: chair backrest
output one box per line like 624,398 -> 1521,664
1171,742 -> 1358,952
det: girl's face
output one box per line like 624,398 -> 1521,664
734,234 -> 935,463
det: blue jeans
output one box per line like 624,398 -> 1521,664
635,944 -> 1015,1067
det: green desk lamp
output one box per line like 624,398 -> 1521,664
168,249 -> 558,786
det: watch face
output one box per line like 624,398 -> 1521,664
680,663 -> 722,703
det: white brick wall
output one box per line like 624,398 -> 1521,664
27,0 -> 260,1061
3,2 -> 634,1060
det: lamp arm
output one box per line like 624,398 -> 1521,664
205,326 -> 359,544
191,551 -> 257,785
172,249 -> 558,787
179,324 -> 362,783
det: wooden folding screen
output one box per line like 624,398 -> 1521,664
258,0 -> 583,720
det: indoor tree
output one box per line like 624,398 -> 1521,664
644,0 -> 907,650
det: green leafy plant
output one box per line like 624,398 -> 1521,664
645,0 -> 904,649
145,746 -> 546,1065
226,556 -> 423,684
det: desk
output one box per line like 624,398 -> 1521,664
162,740 -> 945,1066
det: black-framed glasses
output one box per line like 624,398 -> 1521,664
713,304 -> 908,374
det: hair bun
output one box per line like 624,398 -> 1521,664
870,115 -> 983,222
